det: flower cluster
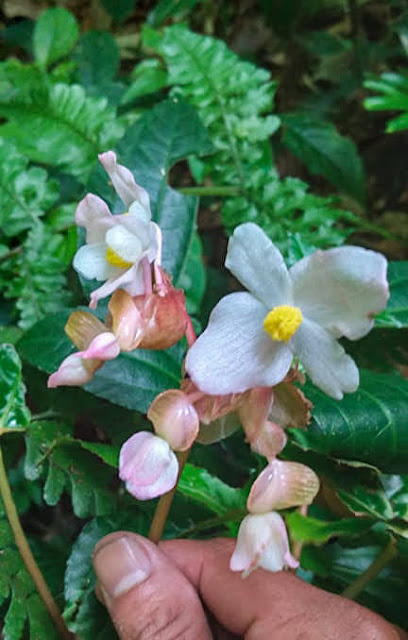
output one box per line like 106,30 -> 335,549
48,154 -> 389,577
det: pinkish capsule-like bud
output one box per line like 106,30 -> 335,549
47,353 -> 97,388
119,431 -> 179,500
147,390 -> 199,451
247,459 -> 320,513
230,512 -> 298,574
108,289 -> 144,351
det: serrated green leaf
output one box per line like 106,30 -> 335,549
0,516 -> 59,640
2,224 -> 72,329
0,140 -> 59,237
178,463 -> 247,519
281,113 -> 366,203
33,7 -> 79,66
286,512 -> 374,545
364,73 -> 408,133
0,59 -> 123,180
0,344 -> 30,431
291,370 -> 408,473
121,59 -> 167,104
24,420 -> 117,517
375,262 -> 408,328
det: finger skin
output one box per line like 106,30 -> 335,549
93,532 -> 212,640
161,538 -> 406,640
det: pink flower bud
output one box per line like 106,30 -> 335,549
247,459 -> 320,513
249,420 -> 287,460
80,331 -> 120,360
108,289 -> 144,351
119,431 -> 179,500
47,353 -> 97,388
133,285 -> 188,350
230,512 -> 298,574
147,390 -> 199,451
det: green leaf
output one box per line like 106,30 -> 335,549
0,140 -> 59,237
73,31 -> 120,87
121,59 -> 167,104
0,516 -> 60,640
33,7 -> 79,66
375,262 -> 408,328
24,420 -> 117,517
286,512 -> 374,545
177,231 -> 206,314
119,98 -> 212,282
101,0 -> 136,22
1,224 -> 72,329
0,344 -> 30,431
178,464 -> 247,518
18,310 -> 184,413
281,113 -> 366,203
0,60 -> 123,180
364,73 -> 408,133
291,370 -> 408,473
148,0 -> 201,26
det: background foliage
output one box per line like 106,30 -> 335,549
0,1 -> 407,637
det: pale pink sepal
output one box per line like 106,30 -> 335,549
247,459 -> 320,514
75,194 -> 114,243
119,432 -> 179,500
47,353 -> 96,388
147,390 -> 199,451
230,512 -> 298,574
248,420 -> 287,460
80,332 -> 120,360
98,151 -> 151,211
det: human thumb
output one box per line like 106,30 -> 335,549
93,532 -> 213,640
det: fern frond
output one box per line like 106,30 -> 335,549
156,26 -> 352,255
0,59 -> 124,180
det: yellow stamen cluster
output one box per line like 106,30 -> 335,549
263,305 -> 303,342
106,246 -> 133,269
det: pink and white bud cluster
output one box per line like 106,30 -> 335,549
230,457 -> 319,576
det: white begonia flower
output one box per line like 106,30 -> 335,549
186,223 -> 389,400
73,151 -> 161,309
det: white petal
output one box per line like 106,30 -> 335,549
73,243 -> 122,281
291,318 -> 359,400
225,223 -> 292,308
290,246 -> 389,340
75,194 -> 114,243
185,292 -> 293,395
128,200 -> 151,224
106,225 -> 143,263
114,214 -> 155,251
99,151 -> 151,211
89,264 -> 143,309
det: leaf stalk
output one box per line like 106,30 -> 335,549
341,536 -> 397,600
0,443 -> 73,640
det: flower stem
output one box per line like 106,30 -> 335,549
341,536 -> 397,600
148,449 -> 190,544
0,444 -> 73,640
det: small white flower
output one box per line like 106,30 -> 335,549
186,223 -> 389,399
73,151 -> 160,309
230,512 -> 298,574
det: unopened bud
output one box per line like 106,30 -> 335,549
249,420 -> 287,459
119,431 -> 179,500
247,459 -> 320,513
148,390 -> 199,451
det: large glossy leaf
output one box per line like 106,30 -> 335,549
118,98 -> 212,282
281,113 -> 366,204
291,370 -> 408,473
18,310 -> 184,413
0,344 -> 30,431
375,261 -> 408,328
286,512 -> 374,545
